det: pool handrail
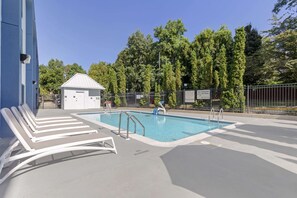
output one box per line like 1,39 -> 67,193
130,115 -> 145,136
208,108 -> 215,122
118,111 -> 145,139
118,111 -> 132,139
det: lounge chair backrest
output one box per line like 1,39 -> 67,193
18,106 -> 36,130
1,108 -> 33,150
23,104 -> 36,122
11,107 -> 34,139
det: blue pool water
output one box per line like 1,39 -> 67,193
80,111 -> 230,142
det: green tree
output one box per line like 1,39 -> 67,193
117,30 -> 153,92
109,67 -> 120,107
216,45 -> 228,90
64,63 -> 86,81
175,60 -> 182,90
140,65 -> 152,106
154,83 -> 161,107
117,62 -> 127,106
88,62 -> 111,99
190,50 -> 199,89
192,29 -> 215,89
39,59 -> 64,94
268,0 -> 297,35
262,30 -> 297,83
230,27 -> 246,111
244,24 -> 265,85
163,60 -> 176,108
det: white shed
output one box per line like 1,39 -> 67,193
60,73 -> 105,110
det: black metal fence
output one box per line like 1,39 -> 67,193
246,83 -> 297,115
105,83 -> 297,115
39,84 -> 297,115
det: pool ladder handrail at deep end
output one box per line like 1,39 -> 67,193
130,115 -> 145,136
208,108 -> 215,122
118,111 -> 145,140
217,108 -> 224,126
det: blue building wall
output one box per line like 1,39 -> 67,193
0,0 -> 38,137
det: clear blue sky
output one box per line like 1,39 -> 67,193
35,0 -> 276,71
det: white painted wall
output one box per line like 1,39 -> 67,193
62,88 -> 101,110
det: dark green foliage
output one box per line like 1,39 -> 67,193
243,24 -> 266,85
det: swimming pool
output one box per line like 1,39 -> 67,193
78,111 -> 231,142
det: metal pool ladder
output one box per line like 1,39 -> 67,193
217,108 -> 224,126
208,108 -> 215,122
118,111 -> 145,140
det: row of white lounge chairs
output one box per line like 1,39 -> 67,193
0,104 -> 117,184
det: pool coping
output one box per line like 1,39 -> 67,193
72,110 -> 242,147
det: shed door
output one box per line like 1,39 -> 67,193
75,92 -> 85,109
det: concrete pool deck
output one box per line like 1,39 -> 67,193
0,108 -> 296,198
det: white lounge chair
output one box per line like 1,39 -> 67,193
22,104 -> 77,124
0,108 -> 117,184
18,106 -> 85,131
23,103 -> 72,121
11,107 -> 98,142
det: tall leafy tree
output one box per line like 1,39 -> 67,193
117,31 -> 153,92
230,27 -> 246,111
88,61 -> 110,93
154,83 -> 161,106
140,65 -> 152,106
217,45 -> 228,90
154,19 -> 190,84
163,60 -> 176,107
39,59 -> 64,94
175,60 -> 182,90
109,67 -> 120,107
190,50 -> 199,89
268,0 -> 297,35
262,30 -> 297,83
192,29 -> 215,89
64,63 -> 86,81
117,62 -> 127,106
244,24 -> 265,85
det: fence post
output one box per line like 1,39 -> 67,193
247,85 -> 250,113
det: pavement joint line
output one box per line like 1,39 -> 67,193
210,137 -> 297,174
226,131 -> 297,149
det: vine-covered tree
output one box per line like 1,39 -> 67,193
230,27 -> 246,111
154,82 -> 161,107
217,45 -> 228,90
109,67 -> 120,107
140,65 -> 152,106
117,62 -> 127,106
192,29 -> 215,89
175,60 -> 182,90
